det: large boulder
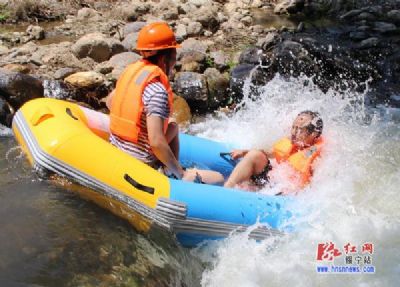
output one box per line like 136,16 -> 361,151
64,71 -> 105,88
72,33 -> 125,63
122,32 -> 139,51
123,22 -> 146,37
274,0 -> 305,14
0,69 -> 43,110
108,52 -> 141,79
26,25 -> 45,40
173,72 -> 208,111
172,95 -> 191,125
192,6 -> 220,32
204,68 -> 229,109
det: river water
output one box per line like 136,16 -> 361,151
1,75 -> 399,286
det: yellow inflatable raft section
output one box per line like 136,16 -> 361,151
12,98 -> 175,229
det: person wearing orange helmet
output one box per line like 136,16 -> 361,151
108,22 -> 223,183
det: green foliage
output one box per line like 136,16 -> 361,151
0,4 -> 10,22
205,55 -> 215,68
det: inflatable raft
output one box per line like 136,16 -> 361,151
12,98 -> 293,246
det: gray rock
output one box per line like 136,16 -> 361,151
122,32 -> 139,51
358,37 -> 379,49
340,9 -> 362,20
210,51 -> 230,71
54,67 -> 77,80
26,25 -> 45,40
179,38 -> 209,55
388,10 -> 400,23
0,45 -> 9,55
239,47 -> 264,65
274,0 -> 305,14
256,32 -> 280,51
0,69 -> 43,110
240,16 -> 253,26
186,22 -> 203,37
77,8 -> 100,20
108,51 -> 141,78
173,72 -> 208,111
204,68 -> 229,109
373,22 -> 397,34
175,24 -> 187,41
349,31 -> 369,41
192,7 -> 219,32
72,33 -> 112,62
355,12 -> 376,21
123,22 -> 146,37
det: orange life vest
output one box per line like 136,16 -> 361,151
109,59 -> 174,143
272,137 -> 323,187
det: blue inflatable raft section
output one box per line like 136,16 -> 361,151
168,134 -> 293,246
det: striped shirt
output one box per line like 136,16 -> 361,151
110,79 -> 170,164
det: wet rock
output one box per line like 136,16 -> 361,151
173,72 -> 208,111
43,79 -> 80,100
204,68 -> 229,109
274,0 -> 305,15
72,33 -> 125,63
54,67 -> 77,80
358,37 -> 379,49
0,69 -> 43,110
65,71 -> 105,88
122,32 -> 139,51
123,22 -> 146,37
340,9 -> 362,20
0,97 -> 14,127
2,64 -> 31,74
349,30 -> 370,41
239,47 -> 265,65
388,10 -> 400,24
172,95 -> 191,124
26,25 -> 45,41
77,8 -> 100,20
373,22 -> 397,34
229,63 -> 255,101
256,32 -> 281,51
356,12 -> 376,21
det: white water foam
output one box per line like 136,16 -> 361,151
190,75 -> 400,287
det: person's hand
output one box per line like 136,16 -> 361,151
230,149 -> 247,160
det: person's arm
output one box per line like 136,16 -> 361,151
147,115 -> 185,179
105,89 -> 115,110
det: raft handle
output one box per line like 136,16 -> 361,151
66,108 -> 79,120
219,152 -> 237,166
124,173 -> 155,194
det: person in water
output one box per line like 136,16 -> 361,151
107,22 -> 223,184
224,111 -> 324,193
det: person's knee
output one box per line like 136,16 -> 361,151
245,150 -> 269,173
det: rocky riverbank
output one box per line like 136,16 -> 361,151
1,0 -> 400,127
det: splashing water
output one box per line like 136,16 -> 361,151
190,75 -> 400,287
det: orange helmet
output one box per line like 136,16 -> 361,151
136,22 -> 181,51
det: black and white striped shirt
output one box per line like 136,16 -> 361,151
110,79 -> 170,164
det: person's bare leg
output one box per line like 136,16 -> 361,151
224,150 -> 269,188
182,168 -> 224,185
165,121 -> 179,159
